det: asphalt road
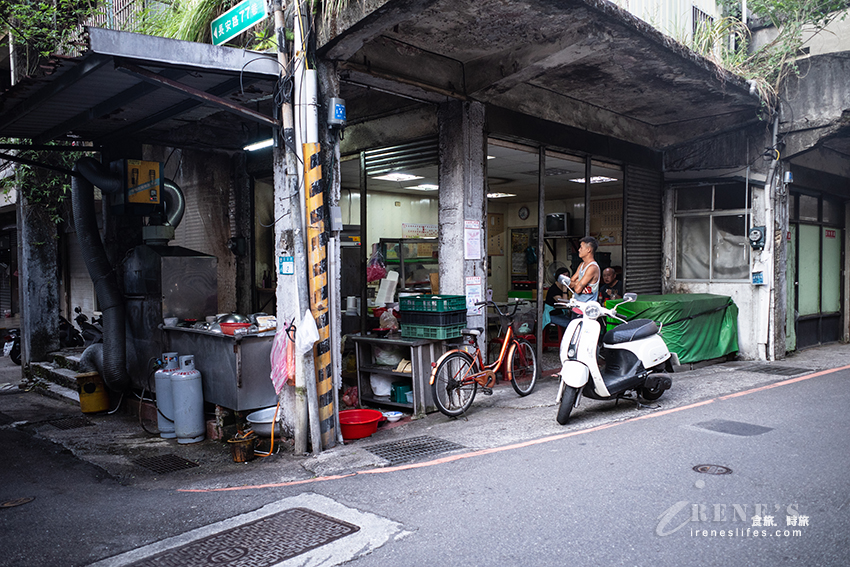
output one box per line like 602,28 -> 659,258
2,354 -> 849,566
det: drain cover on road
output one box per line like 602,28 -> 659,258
126,508 -> 359,567
694,419 -> 773,437
693,464 -> 733,475
48,416 -> 94,430
744,364 -> 812,377
366,435 -> 464,465
134,454 -> 199,474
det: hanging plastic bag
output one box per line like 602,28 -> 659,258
269,323 -> 296,393
367,249 -> 388,282
295,309 -> 320,356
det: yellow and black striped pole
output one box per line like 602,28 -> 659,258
303,142 -> 335,449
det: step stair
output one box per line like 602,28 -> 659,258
28,347 -> 88,405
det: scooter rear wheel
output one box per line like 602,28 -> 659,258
556,386 -> 579,425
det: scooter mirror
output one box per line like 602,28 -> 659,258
623,292 -> 638,302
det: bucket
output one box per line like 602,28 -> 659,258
76,372 -> 109,414
228,436 -> 256,462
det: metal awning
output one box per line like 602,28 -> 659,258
0,27 -> 281,152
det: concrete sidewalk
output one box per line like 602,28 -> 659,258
1,342 -> 848,492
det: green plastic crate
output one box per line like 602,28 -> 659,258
399,294 -> 466,313
401,322 -> 465,339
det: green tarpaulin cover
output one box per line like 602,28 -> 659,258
607,293 -> 738,364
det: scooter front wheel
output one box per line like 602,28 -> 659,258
556,386 -> 579,425
432,351 -> 477,417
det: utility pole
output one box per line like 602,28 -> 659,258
272,0 -> 315,454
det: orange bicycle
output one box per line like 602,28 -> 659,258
430,300 -> 538,417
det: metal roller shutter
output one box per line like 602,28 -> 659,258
624,165 -> 663,295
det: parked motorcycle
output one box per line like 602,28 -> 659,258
74,306 -> 103,347
554,282 -> 673,425
59,316 -> 84,348
3,328 -> 20,365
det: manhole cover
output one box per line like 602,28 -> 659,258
744,365 -> 812,377
126,508 -> 359,567
694,419 -> 773,437
693,464 -> 733,475
366,435 -> 464,465
48,416 -> 94,430
134,454 -> 200,474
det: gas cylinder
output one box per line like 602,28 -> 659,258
171,355 -> 205,444
154,352 -> 179,439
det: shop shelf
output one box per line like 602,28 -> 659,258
401,322 -> 465,340
400,294 -> 466,313
401,309 -> 466,327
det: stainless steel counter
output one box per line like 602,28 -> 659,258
162,327 -> 277,411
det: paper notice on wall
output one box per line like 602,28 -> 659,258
466,276 -> 483,314
465,220 -> 482,260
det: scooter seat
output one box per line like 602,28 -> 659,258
603,318 -> 658,345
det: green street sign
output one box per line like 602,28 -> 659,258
211,0 -> 267,46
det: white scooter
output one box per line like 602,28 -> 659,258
553,280 -> 674,425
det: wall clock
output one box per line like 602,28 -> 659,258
518,206 -> 529,220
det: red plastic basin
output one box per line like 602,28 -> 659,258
339,409 -> 384,440
220,322 -> 251,335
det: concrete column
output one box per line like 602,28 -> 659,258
16,190 -> 60,364
232,152 -> 253,315
438,101 -> 487,334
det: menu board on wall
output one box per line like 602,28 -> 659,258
401,223 -> 438,238
590,198 -> 623,245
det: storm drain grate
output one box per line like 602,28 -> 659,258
126,508 -> 359,567
366,435 -> 465,465
48,416 -> 94,430
693,464 -> 733,475
694,419 -> 774,437
743,364 -> 812,377
134,454 -> 200,474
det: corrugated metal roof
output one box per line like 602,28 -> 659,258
0,28 -> 280,151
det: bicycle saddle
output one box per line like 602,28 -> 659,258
462,327 -> 485,336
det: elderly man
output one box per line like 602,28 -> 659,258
598,267 -> 623,302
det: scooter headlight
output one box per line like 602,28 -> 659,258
584,303 -> 601,319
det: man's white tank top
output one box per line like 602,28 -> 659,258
575,261 -> 600,303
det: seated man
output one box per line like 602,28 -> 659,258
598,267 -> 623,303
542,266 -> 570,330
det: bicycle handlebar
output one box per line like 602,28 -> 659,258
474,299 -> 525,319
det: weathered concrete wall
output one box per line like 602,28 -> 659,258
17,192 -> 59,363
340,105 -> 438,155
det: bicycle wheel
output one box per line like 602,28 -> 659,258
431,351 -> 477,417
507,338 -> 537,396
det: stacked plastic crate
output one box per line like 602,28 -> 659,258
399,295 -> 467,340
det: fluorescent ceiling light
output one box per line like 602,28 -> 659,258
372,173 -> 424,182
243,138 -> 274,151
569,176 -> 618,184
487,192 -> 516,199
412,184 -> 439,191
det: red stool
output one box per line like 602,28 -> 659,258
542,324 -> 564,350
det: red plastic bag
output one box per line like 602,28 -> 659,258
366,249 -> 387,282
270,324 -> 296,393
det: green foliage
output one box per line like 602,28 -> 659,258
688,0 -> 848,107
0,143 -> 91,225
0,0 -> 101,74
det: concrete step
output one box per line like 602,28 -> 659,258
49,347 -> 86,372
30,362 -> 80,390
